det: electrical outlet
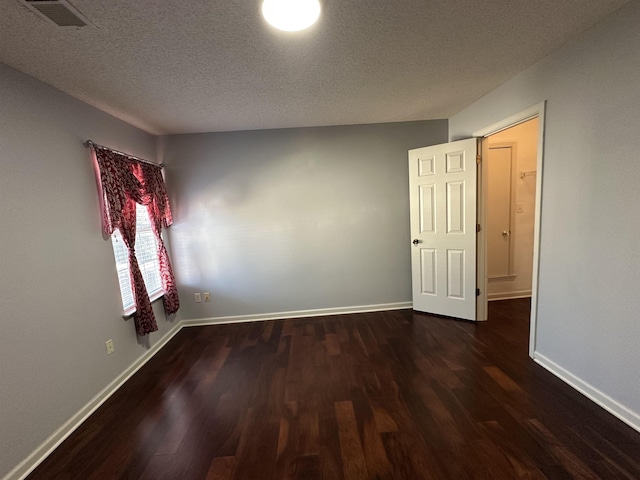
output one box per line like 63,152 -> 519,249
105,339 -> 115,355
194,292 -> 202,303
203,292 -> 211,302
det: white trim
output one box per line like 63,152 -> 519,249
487,290 -> 531,301
472,101 -> 546,359
476,138 -> 487,321
473,104 -> 543,138
122,290 -> 165,319
2,322 -> 184,480
488,274 -> 517,282
182,302 -> 413,327
534,352 -> 640,434
2,301 -> 411,480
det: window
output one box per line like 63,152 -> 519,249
111,203 -> 163,315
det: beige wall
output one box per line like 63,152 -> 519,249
486,118 -> 538,299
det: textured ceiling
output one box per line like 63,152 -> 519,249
0,0 -> 629,135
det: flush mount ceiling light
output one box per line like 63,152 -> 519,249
262,0 -> 321,32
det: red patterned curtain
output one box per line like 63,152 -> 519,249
92,147 -> 179,335
140,163 -> 180,316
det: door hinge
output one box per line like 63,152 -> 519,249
476,288 -> 481,297
476,154 -> 482,165
476,224 -> 482,233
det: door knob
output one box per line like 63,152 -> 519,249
412,239 -> 421,245
502,230 -> 511,236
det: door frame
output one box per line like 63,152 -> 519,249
473,102 -> 546,358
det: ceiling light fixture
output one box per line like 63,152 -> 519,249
262,0 -> 321,32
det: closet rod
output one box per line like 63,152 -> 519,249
84,140 -> 164,167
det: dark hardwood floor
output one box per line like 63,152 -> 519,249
28,299 -> 640,479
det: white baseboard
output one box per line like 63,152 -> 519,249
533,352 -> 640,434
3,322 -> 184,480
488,290 -> 532,301
181,301 -> 413,327
4,301 -> 412,480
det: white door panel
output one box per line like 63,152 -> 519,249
409,138 -> 477,320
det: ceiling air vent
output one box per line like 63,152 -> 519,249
19,0 -> 93,27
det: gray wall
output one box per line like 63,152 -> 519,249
0,64 -> 176,479
159,121 -> 448,320
450,2 -> 640,422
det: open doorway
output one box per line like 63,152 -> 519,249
474,103 -> 545,358
485,118 -> 538,301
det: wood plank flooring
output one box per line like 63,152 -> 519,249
28,299 -> 640,479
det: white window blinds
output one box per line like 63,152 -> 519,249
111,203 -> 163,314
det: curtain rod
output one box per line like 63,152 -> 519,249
84,140 -> 164,167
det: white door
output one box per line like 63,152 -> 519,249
408,138 -> 477,320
